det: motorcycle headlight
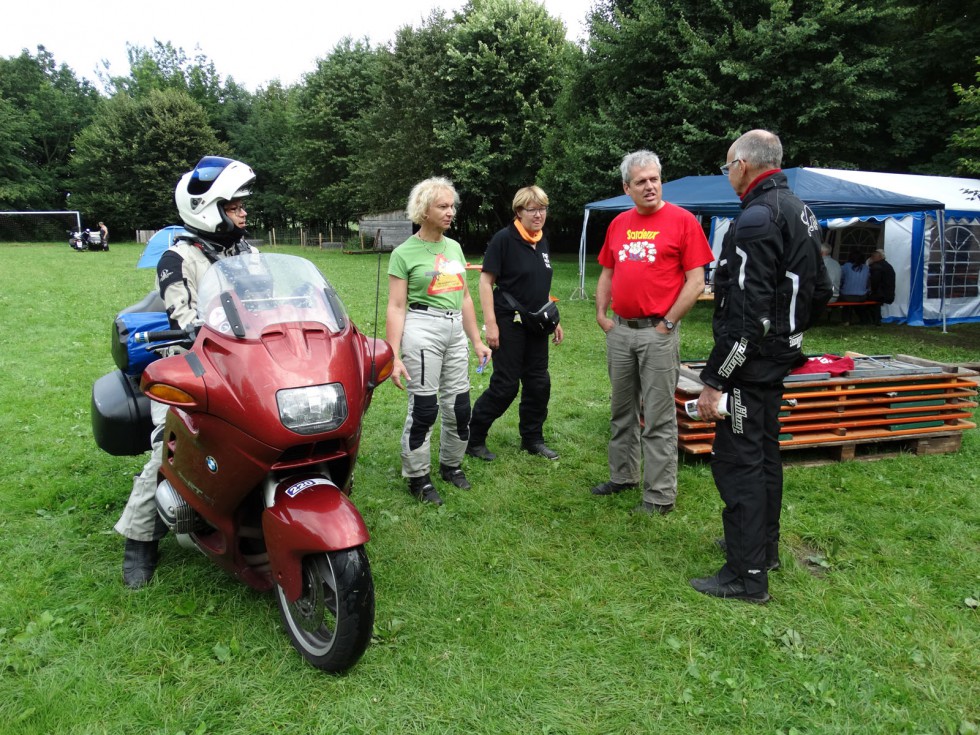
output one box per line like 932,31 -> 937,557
276,383 -> 348,434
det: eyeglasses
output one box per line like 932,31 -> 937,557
720,159 -> 742,176
523,207 -> 548,216
224,204 -> 246,214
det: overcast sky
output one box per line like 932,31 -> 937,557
2,0 -> 595,92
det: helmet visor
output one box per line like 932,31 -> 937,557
188,156 -> 235,195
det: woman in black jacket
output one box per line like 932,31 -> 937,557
466,186 -> 564,462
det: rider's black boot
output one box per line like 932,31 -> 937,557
123,538 -> 160,589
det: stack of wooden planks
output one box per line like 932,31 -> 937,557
675,354 -> 978,462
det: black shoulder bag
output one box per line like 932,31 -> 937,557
497,290 -> 560,337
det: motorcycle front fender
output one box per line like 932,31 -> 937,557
262,476 -> 370,602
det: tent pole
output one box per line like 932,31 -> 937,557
939,209 -> 948,333
570,208 -> 590,300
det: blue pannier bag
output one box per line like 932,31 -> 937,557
111,290 -> 169,376
112,311 -> 169,375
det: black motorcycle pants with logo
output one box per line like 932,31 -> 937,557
710,376 -> 786,596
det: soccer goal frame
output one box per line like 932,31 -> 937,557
0,210 -> 83,242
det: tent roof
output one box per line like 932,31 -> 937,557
136,225 -> 185,269
585,168 -> 949,219
809,168 -> 980,217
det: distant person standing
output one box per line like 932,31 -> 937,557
590,150 -> 714,515
98,221 -> 109,251
821,244 -> 841,303
839,251 -> 870,325
467,185 -> 563,463
690,130 -> 831,604
867,248 -> 896,326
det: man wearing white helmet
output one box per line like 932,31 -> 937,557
115,156 -> 258,588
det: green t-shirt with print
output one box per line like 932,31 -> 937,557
388,235 -> 467,310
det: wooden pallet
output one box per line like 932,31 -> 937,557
679,424 -> 971,464
675,354 -> 978,461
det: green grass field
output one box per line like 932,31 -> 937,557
1,242 -> 977,735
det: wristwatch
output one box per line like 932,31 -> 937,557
660,317 -> 675,331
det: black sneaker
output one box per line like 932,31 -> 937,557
714,538 -> 780,571
521,442 -> 559,460
590,480 -> 636,496
689,573 -> 770,604
631,501 -> 674,515
408,474 -> 443,505
465,443 -> 496,461
439,463 -> 471,490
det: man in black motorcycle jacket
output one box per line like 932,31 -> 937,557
114,156 -> 258,589
690,130 -> 832,603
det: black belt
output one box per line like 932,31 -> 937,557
615,314 -> 662,329
409,302 -> 459,316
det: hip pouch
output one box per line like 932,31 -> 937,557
497,290 -> 559,337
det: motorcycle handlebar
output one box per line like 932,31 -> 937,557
134,329 -> 193,345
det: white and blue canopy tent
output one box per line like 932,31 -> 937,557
577,168 -> 980,326
136,225 -> 185,269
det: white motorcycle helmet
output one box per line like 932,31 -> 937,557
175,156 -> 255,243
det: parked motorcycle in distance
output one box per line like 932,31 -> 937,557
69,229 -> 107,251
92,252 -> 393,672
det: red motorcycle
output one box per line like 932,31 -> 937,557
92,252 -> 393,672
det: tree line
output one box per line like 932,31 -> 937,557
2,0 -> 979,250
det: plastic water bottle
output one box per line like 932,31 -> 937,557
685,393 -> 730,420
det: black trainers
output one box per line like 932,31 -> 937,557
439,463 -> 471,490
714,538 -> 780,571
689,573 -> 770,604
408,474 -> 443,505
465,443 -> 496,461
590,480 -> 636,496
631,501 -> 674,515
521,442 -> 559,460
122,538 -> 160,589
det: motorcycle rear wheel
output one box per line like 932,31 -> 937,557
275,547 -> 374,673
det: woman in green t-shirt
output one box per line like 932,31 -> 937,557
385,177 -> 491,505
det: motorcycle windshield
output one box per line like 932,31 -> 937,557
196,253 -> 349,338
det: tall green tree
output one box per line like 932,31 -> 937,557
355,14 -> 456,215
212,77 -> 254,149
108,40 -> 251,145
0,46 -> 100,209
950,57 -> 980,176
0,96 -> 37,209
576,0 -> 898,179
233,81 -> 296,230
69,88 -> 223,233
357,0 -> 573,239
287,38 -> 380,227
873,0 -> 980,173
539,46 -> 622,224
548,0 -> 980,192
437,0 -> 573,232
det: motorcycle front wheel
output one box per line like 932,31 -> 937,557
275,547 -> 374,673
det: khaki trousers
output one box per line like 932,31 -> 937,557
605,322 -> 680,505
114,399 -> 169,541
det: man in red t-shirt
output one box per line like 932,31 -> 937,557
591,150 -> 715,514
